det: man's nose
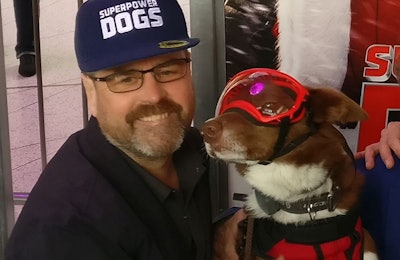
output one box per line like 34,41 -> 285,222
140,72 -> 167,102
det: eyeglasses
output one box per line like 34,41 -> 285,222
86,58 -> 191,93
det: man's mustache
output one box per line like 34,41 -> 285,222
125,98 -> 183,125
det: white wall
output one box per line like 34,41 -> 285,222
178,0 -> 191,31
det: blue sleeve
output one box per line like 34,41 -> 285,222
357,155 -> 400,260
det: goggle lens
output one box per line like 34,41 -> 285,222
216,69 -> 309,124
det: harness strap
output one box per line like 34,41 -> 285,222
246,209 -> 362,259
270,117 -> 291,159
264,218 -> 363,259
256,210 -> 359,245
259,120 -> 316,165
243,216 -> 255,260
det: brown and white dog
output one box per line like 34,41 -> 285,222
201,69 -> 377,260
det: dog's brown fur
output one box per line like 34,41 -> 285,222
202,86 -> 377,259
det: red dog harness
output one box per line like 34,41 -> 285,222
252,214 -> 363,260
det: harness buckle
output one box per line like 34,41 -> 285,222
307,204 -> 317,221
327,192 -> 335,212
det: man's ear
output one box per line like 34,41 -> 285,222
81,74 -> 98,117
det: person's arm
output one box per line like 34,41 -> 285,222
213,208 -> 247,260
6,227 -> 114,260
355,121 -> 400,169
212,208 -> 285,260
5,221 -> 145,260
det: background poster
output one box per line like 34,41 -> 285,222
224,0 -> 400,152
223,2 -> 400,258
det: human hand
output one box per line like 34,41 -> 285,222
355,121 -> 400,169
213,208 -> 247,260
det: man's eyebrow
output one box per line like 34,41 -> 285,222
93,56 -> 188,76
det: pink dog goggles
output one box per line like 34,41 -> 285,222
216,68 -> 309,125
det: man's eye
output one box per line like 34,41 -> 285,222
119,76 -> 134,83
115,74 -> 139,84
158,68 -> 178,76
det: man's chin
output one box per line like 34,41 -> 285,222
101,116 -> 186,158
138,144 -> 182,159
134,132 -> 184,157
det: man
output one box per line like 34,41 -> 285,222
5,0 -> 245,259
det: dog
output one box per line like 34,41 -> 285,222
201,68 -> 377,260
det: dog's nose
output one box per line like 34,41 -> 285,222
201,120 -> 222,142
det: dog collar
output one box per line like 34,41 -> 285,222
255,185 -> 339,220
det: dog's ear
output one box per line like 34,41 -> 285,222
306,87 -> 368,124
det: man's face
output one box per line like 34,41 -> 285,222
82,51 -> 195,160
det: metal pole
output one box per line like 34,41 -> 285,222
0,1 -> 16,251
190,0 -> 229,218
77,0 -> 89,127
32,0 -> 47,168
82,85 -> 88,126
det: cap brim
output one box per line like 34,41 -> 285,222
81,38 -> 199,72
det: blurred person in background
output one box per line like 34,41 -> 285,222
13,0 -> 36,77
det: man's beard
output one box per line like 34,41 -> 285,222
100,99 -> 187,160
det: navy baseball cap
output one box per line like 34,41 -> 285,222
75,0 -> 200,72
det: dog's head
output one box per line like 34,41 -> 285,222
201,68 -> 367,169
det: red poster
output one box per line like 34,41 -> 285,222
358,83 -> 400,151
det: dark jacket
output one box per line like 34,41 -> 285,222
5,118 -> 212,260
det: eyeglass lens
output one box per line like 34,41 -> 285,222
107,59 -> 189,93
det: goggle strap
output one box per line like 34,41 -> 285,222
270,117 -> 291,161
260,117 -> 316,164
258,118 -> 290,165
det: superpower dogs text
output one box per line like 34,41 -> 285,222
99,0 -> 162,39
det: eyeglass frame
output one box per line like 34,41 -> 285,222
84,57 -> 192,93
